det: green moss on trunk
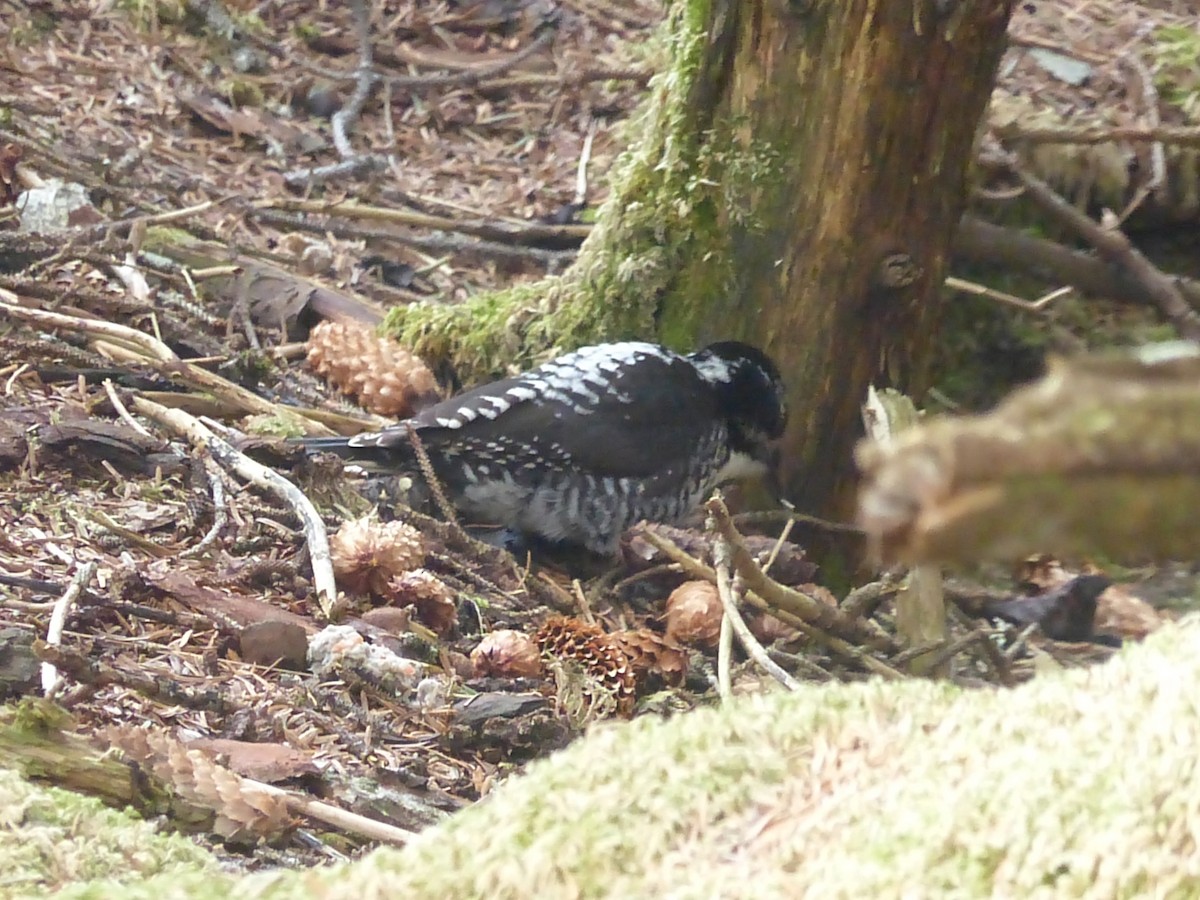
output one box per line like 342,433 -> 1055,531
380,0 -> 747,382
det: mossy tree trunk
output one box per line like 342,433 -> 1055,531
387,0 -> 1016,523
658,0 -> 1016,519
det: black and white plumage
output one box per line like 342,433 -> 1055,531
305,341 -> 787,554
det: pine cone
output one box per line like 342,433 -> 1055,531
534,616 -> 635,717
389,568 -> 458,636
611,628 -> 688,689
330,516 -> 426,597
103,726 -> 293,842
471,629 -> 544,678
664,580 -> 723,648
306,320 -> 441,418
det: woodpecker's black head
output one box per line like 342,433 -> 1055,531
687,341 -> 787,464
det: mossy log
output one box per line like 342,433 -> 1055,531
11,616 -> 1200,898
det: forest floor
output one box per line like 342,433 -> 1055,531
0,0 -> 1196,876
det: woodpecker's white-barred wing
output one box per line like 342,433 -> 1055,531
349,342 -> 724,479
299,340 -> 786,553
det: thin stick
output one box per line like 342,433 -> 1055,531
1115,56 -> 1164,223
379,26 -> 556,90
42,561 -> 97,695
102,378 -> 155,439
5,363 -> 31,395
258,199 -> 590,246
761,517 -> 795,576
180,454 -> 229,559
574,119 -> 597,208
131,397 -> 337,617
571,579 -> 596,625
713,537 -> 800,693
266,783 -> 415,847
0,301 -> 177,362
945,275 -> 1069,315
331,0 -> 374,160
716,608 -> 734,701
981,146 -> 1200,341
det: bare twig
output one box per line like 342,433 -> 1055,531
731,508 -> 863,534
705,496 -> 899,654
404,423 -> 460,531
559,0 -> 656,29
331,0 -> 374,160
283,156 -> 388,189
841,579 -> 900,620
954,216 -> 1200,312
761,517 -> 795,576
255,200 -> 590,247
912,628 -> 993,678
0,298 -> 336,433
263,782 -> 415,847
251,208 -> 578,264
180,453 -> 229,559
716,587 -> 734,701
0,300 -> 176,361
712,536 -> 800,694
1115,56 -> 1165,222
1007,33 -> 1106,65
944,275 -> 1070,315
972,622 -> 1016,688
574,120 -> 598,209
101,378 -> 156,439
381,25 -> 557,91
41,561 -> 97,696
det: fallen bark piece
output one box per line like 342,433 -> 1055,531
857,342 -> 1200,563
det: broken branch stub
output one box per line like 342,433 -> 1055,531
856,343 -> 1200,564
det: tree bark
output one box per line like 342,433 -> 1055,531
660,1 -> 1016,520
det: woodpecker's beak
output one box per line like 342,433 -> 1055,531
762,445 -> 784,502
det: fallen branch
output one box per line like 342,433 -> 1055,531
637,527 -> 904,680
704,496 -> 900,655
980,148 -> 1200,341
0,297 -> 336,435
954,216 -> 1200,310
381,24 -> 558,91
258,199 -> 590,248
130,396 -> 337,617
252,208 -> 579,265
180,452 -> 230,559
994,123 -> 1200,148
862,386 -> 946,676
330,0 -> 374,160
857,342 -> 1200,564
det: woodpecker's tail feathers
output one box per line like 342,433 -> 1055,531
293,435 -> 403,471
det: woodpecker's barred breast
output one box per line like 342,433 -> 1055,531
305,341 -> 786,553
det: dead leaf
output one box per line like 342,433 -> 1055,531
185,737 -> 319,783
